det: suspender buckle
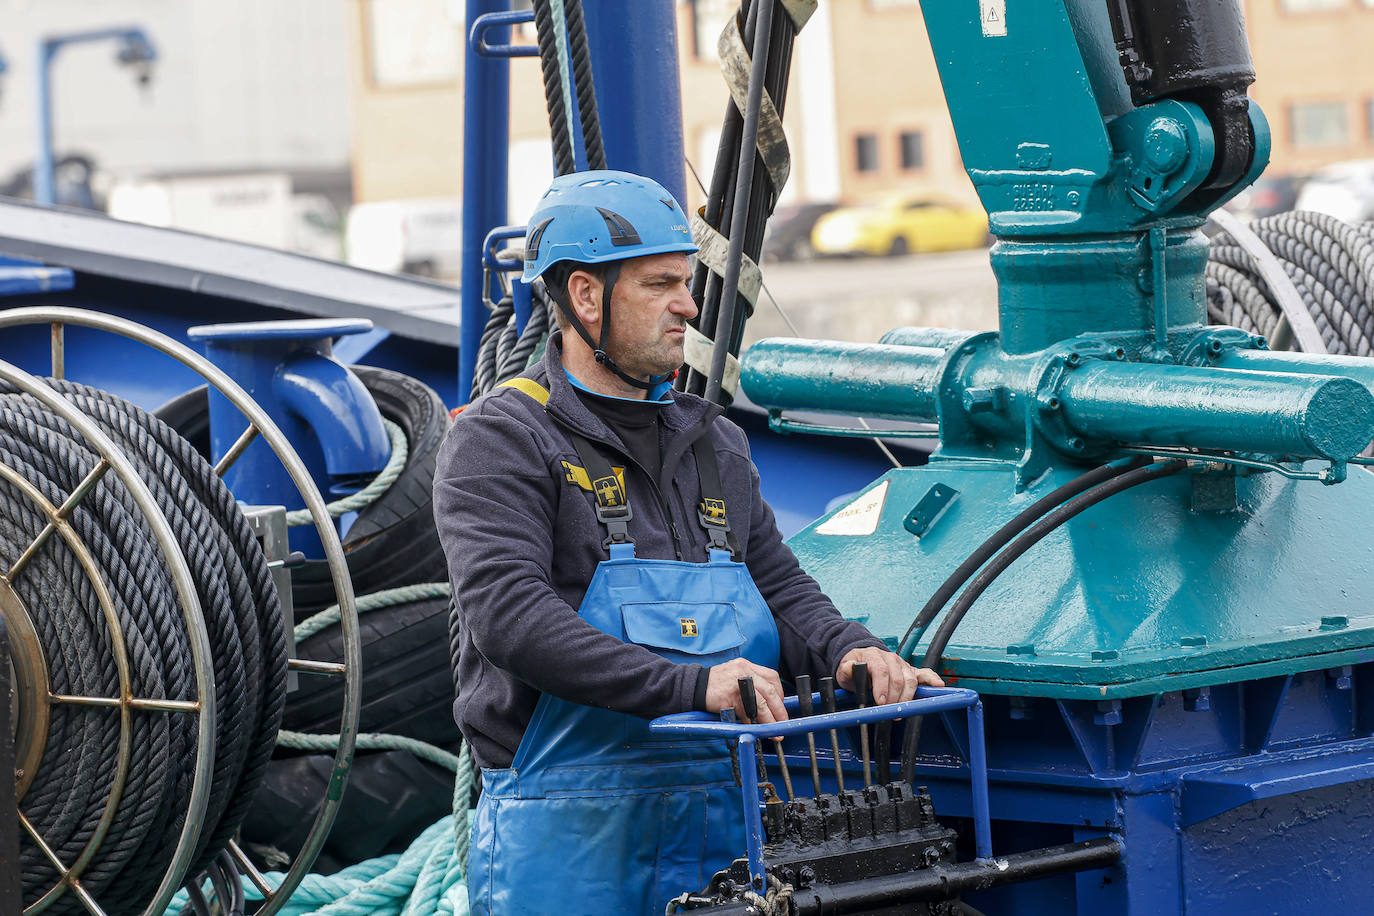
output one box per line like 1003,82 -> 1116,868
596,500 -> 635,549
698,498 -> 732,553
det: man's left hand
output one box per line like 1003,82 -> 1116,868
836,646 -> 943,705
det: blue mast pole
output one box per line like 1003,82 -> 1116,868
459,0 -> 513,405
34,40 -> 56,206
580,0 -> 687,205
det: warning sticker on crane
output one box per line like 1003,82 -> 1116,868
815,480 -> 889,536
981,0 -> 1007,37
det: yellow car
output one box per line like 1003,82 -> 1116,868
810,193 -> 989,257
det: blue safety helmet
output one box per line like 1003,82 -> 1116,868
522,170 -> 698,390
522,170 -> 697,282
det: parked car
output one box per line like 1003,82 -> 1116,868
1294,159 -> 1374,224
811,193 -> 988,257
345,198 -> 462,279
1223,172 -> 1309,224
762,200 -> 838,261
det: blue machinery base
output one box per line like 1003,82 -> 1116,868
727,677 -> 1374,914
771,459 -> 1374,914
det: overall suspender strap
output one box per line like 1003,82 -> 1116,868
568,432 -> 634,548
691,437 -> 740,558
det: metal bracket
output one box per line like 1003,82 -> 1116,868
243,505 -> 298,693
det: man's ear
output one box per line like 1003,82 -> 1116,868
565,269 -> 602,330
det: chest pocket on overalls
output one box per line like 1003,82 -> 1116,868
622,601 -> 745,667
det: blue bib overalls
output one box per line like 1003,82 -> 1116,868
468,429 -> 779,915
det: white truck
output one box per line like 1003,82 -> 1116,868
106,171 -> 344,260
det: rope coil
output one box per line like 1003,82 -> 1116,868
0,377 -> 286,915
1207,210 -> 1374,355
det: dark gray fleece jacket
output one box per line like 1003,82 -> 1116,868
434,337 -> 883,769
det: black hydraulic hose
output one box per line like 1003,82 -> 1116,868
684,0 -> 757,395
897,460 -> 1185,783
563,0 -> 607,171
919,460 -> 1186,671
532,0 -> 577,176
706,837 -> 1123,915
722,3 -> 800,363
899,457 -> 1149,655
686,1 -> 805,399
217,850 -> 246,916
705,0 -> 776,405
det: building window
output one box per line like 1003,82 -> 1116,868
691,0 -> 736,60
1279,0 -> 1346,10
1290,102 -> 1349,147
365,0 -> 461,88
899,130 -> 925,170
855,134 -> 880,173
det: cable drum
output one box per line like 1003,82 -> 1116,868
0,377 -> 286,915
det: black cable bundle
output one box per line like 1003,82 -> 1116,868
1208,210 -> 1374,354
0,378 -> 286,915
681,0 -> 802,401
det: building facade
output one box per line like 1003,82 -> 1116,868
0,0 -> 352,184
345,0 -> 1374,219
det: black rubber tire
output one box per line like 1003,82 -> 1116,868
288,365 -> 451,611
339,366 -> 449,543
888,235 -> 910,257
241,748 -> 458,875
152,368 -> 453,613
284,594 -> 458,743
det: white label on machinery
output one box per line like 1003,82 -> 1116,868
981,0 -> 1007,37
816,481 -> 889,536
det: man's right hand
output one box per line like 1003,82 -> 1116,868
704,658 -> 789,724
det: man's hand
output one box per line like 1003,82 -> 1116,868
836,647 -> 944,705
704,658 -> 789,724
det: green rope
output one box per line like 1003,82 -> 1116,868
285,418 -> 408,527
293,582 -> 451,642
163,743 -> 476,916
277,729 -> 464,774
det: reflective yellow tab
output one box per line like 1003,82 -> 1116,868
561,460 -> 626,494
496,377 -> 550,405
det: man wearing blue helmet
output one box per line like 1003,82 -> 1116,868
434,170 -> 941,915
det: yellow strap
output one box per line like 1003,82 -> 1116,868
496,377 -> 551,406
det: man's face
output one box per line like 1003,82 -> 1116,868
600,252 -> 698,379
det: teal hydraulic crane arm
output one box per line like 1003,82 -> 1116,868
741,0 -> 1374,701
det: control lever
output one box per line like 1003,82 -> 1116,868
853,662 -> 873,788
819,677 -> 845,792
794,674 -> 823,796
738,678 -> 778,802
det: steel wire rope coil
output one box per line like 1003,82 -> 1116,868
40,380 -> 288,877
0,307 -> 360,916
0,358 -> 216,916
0,396 -> 205,914
0,380 -> 287,912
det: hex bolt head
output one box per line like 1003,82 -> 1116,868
1143,118 -> 1188,174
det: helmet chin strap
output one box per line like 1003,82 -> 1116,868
553,262 -> 658,391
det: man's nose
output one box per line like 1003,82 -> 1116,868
671,287 -> 699,320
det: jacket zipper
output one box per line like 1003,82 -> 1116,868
550,414 -> 685,560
